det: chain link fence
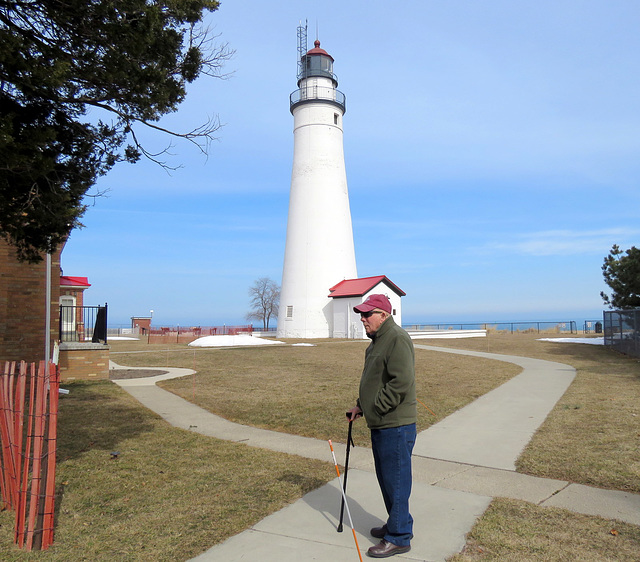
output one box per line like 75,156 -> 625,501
603,309 -> 640,357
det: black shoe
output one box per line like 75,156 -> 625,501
367,539 -> 411,558
370,525 -> 387,539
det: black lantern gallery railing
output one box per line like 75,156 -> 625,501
290,86 -> 346,113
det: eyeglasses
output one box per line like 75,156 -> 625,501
360,310 -> 383,319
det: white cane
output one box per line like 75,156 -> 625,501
328,440 -> 363,562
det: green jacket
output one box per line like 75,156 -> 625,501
357,316 -> 417,429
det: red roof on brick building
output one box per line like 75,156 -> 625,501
60,276 -> 91,288
328,275 -> 405,298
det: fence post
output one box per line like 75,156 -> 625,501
618,311 -> 623,345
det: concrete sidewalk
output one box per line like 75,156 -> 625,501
111,346 -> 640,561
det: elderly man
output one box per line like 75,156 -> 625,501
347,294 -> 417,558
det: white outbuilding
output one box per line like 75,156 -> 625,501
328,275 -> 406,339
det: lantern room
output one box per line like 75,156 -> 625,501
298,40 -> 337,85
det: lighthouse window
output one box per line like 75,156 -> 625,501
286,305 -> 294,319
334,113 -> 338,125
306,55 -> 333,76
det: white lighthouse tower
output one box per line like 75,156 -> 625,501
277,27 -> 357,338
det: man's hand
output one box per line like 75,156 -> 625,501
346,406 -> 362,422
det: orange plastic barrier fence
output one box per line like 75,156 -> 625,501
0,361 -> 59,550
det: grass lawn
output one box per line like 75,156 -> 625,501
1,331 -> 638,560
115,339 -> 519,448
449,498 -> 640,561
424,332 -> 640,561
426,332 -> 640,493
0,380 -> 332,561
114,333 -> 640,493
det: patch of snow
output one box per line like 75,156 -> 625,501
107,336 -> 139,341
188,335 -> 284,347
537,337 -> 604,345
409,330 -> 486,339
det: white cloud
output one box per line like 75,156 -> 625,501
477,229 -> 640,257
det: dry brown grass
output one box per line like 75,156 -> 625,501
427,332 -> 640,493
0,380 -> 332,561
81,332 -> 640,560
112,339 -> 519,448
449,498 -> 640,561
111,333 -> 640,492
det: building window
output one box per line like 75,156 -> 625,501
286,305 -> 294,319
334,113 -> 339,125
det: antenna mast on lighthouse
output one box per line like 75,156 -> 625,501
296,20 -> 307,79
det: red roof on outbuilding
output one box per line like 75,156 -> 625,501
328,275 -> 405,298
60,276 -> 91,288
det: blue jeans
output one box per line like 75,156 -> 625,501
370,423 -> 416,547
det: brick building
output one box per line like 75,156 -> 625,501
1,239 -> 109,380
0,239 -> 62,364
131,316 -> 152,335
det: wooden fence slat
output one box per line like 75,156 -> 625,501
41,362 -> 59,549
0,363 -> 9,509
2,361 -> 59,551
15,362 -> 37,548
0,362 -> 10,509
7,361 -> 20,509
0,362 -> 18,509
12,362 -> 27,519
25,361 -> 48,550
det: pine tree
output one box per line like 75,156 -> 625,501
601,244 -> 640,309
0,1 -> 231,261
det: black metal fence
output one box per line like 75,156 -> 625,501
59,304 -> 108,343
603,309 -> 640,357
404,321 -> 578,334
583,320 -> 603,334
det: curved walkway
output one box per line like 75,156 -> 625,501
111,346 -> 640,561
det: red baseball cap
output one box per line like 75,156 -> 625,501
354,294 -> 392,314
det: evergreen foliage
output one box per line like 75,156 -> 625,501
600,244 -> 640,309
0,0 -> 230,261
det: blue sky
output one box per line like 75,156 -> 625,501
61,0 -> 640,328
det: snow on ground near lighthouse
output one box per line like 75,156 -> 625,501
188,335 -> 284,347
113,334 -> 605,347
538,337 -> 604,345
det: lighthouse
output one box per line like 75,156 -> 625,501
277,27 -> 357,338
